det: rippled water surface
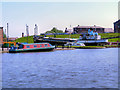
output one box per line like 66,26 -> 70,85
2,48 -> 118,88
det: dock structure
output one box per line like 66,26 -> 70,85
33,36 -> 77,46
0,48 -> 9,53
55,47 -> 75,50
33,35 -> 109,46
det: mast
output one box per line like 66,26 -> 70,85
7,23 -> 9,50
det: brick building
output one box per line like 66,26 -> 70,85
114,20 -> 120,33
0,27 -> 3,47
73,25 -> 113,34
104,28 -> 114,33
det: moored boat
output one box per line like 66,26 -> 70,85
9,43 -> 55,53
77,29 -> 108,46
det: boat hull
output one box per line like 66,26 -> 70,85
9,47 -> 55,53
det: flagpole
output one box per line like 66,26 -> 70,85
7,23 -> 9,50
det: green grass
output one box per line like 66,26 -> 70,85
105,45 -> 119,47
99,33 -> 120,38
105,45 -> 119,48
108,38 -> 120,42
46,34 -> 81,38
15,36 -> 34,43
46,33 -> 120,39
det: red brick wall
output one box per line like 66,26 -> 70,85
114,21 -> 120,33
0,27 -> 3,46
73,28 -> 104,34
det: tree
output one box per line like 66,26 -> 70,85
45,27 -> 63,34
3,31 -> 6,38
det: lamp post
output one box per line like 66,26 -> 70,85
94,25 -> 96,31
69,25 -> 72,38
7,23 -> 9,50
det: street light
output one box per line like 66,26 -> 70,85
7,23 -> 9,50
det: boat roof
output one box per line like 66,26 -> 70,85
19,43 -> 49,45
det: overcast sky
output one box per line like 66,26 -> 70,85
1,1 -> 119,37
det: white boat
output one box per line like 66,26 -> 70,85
64,42 -> 85,46
77,30 -> 108,46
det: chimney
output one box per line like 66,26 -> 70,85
22,32 -> 24,37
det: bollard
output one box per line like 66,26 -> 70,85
62,45 -> 64,49
2,44 -> 3,51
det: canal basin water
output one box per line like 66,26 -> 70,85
1,48 -> 118,88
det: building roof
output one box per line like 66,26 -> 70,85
104,28 -> 114,32
20,43 -> 49,45
73,26 -> 104,29
8,37 -> 18,41
0,27 -> 3,29
114,19 -> 120,24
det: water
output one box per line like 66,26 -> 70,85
1,48 -> 118,88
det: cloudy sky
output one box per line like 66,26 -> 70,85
1,0 -> 119,37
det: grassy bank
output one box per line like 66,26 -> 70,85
46,34 -> 80,39
15,36 -> 34,43
105,45 -> 119,48
99,33 -> 120,38
108,38 -> 120,42
14,33 -> 120,43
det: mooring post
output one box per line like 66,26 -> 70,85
70,44 -> 71,48
62,45 -> 64,49
67,45 -> 69,48
55,44 -> 57,49
2,44 -> 3,51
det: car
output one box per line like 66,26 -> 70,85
64,41 -> 85,46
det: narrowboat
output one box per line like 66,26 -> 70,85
9,43 -> 55,53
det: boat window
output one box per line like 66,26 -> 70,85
34,45 -> 37,48
45,44 -> 48,47
40,45 -> 42,47
18,45 -> 23,49
26,45 -> 30,48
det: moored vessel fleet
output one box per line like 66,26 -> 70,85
9,29 -> 108,53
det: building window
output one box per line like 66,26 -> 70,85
34,45 -> 37,48
118,25 -> 120,29
45,44 -> 48,47
26,45 -> 30,48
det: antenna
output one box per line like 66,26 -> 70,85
69,25 -> 72,38
7,23 -> 9,38
7,23 -> 9,50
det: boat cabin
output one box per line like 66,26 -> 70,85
17,43 -> 52,49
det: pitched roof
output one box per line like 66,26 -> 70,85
114,19 -> 120,24
20,43 -> 49,45
73,26 -> 104,28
